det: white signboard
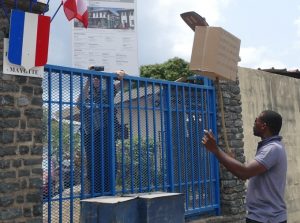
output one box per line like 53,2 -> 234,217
3,38 -> 44,78
72,0 -> 139,75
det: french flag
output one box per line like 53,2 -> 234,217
8,10 -> 50,70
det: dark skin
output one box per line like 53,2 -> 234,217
202,112 -> 273,180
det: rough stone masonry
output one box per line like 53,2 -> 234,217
0,3 -> 44,222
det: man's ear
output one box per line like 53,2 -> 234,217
262,122 -> 268,130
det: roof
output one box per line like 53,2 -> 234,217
114,86 -> 161,105
55,86 -> 161,121
258,68 -> 300,79
89,8 -> 119,16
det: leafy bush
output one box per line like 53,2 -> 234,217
115,137 -> 163,191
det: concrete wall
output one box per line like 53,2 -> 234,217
238,67 -> 300,223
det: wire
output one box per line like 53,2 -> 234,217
215,77 -> 232,155
50,2 -> 62,23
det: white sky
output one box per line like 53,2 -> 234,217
46,0 -> 300,72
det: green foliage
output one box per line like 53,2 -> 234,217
42,107 -> 81,160
115,137 -> 161,190
50,121 -> 81,158
140,57 -> 193,81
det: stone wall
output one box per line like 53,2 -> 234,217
0,7 -> 44,223
215,79 -> 246,222
187,78 -> 246,223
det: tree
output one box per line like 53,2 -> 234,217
42,107 -> 81,160
140,57 -> 193,81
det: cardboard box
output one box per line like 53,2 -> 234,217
189,26 -> 241,81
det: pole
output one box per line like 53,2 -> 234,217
50,1 -> 62,23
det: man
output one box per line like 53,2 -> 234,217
77,68 -> 127,195
202,110 -> 287,223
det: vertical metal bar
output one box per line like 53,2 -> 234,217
159,84 -> 165,190
195,88 -> 202,208
151,83 -> 158,190
79,73 -> 85,199
69,72 -> 74,223
99,77 -> 104,194
58,70 -> 63,223
207,86 -> 215,207
89,76 -> 95,195
120,80 -> 126,193
175,85 -> 182,192
204,88 -> 208,207
208,88 -> 213,206
144,81 -> 151,191
200,88 -> 206,208
181,86 -> 188,209
188,87 -> 195,209
136,81 -> 142,192
109,75 -> 116,195
165,84 -> 174,191
46,68 -> 52,223
128,80 -> 134,192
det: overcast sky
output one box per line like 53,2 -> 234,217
47,0 -> 300,72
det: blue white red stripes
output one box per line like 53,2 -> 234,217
8,10 -> 50,70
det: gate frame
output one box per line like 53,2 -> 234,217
43,64 -> 220,221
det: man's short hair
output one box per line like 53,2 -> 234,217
261,110 -> 282,135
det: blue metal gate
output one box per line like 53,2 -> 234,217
42,65 -> 219,222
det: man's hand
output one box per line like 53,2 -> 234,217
201,129 -> 218,154
116,70 -> 126,80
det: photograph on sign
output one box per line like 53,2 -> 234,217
75,7 -> 134,30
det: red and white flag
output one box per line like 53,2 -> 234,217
62,0 -> 88,28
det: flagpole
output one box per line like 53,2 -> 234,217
50,2 -> 62,22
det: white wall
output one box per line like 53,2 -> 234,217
238,67 -> 300,223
